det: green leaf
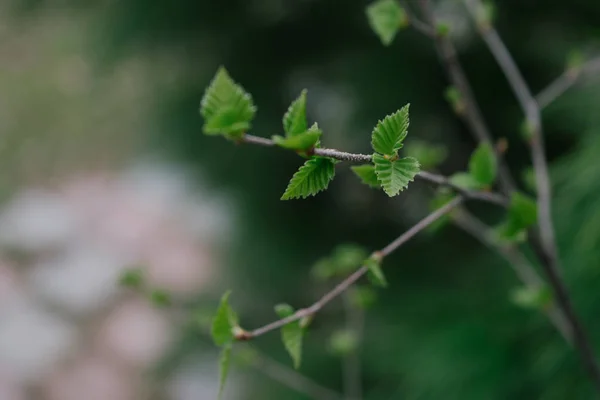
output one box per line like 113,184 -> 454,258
404,141 -> 448,169
118,268 -> 144,289
218,344 -> 232,400
149,289 -> 172,308
496,192 -> 538,241
371,104 -> 410,156
511,286 -> 552,310
366,0 -> 407,46
311,258 -> 337,281
212,291 -> 238,346
351,164 -> 380,188
275,304 -> 304,369
283,90 -> 308,136
469,143 -> 497,186
373,154 -> 420,197
281,157 -> 336,200
272,129 -> 321,151
365,257 -> 387,287
449,172 -> 483,190
200,67 -> 256,138
329,329 -> 359,356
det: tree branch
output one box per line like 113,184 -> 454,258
536,57 -> 600,109
242,134 -> 507,206
451,209 -> 572,343
462,0 -> 600,391
243,196 -> 464,339
416,0 -> 516,195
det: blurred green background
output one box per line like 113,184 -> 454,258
2,0 -> 600,399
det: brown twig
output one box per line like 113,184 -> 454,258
245,196 -> 464,339
415,0 -> 516,195
462,0 -> 600,391
536,57 -> 600,109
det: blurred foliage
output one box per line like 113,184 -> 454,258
7,0 -> 600,398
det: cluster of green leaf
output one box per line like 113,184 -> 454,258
351,105 -> 421,196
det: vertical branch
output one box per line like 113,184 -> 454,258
462,0 -> 600,391
342,293 -> 364,400
416,0 -> 516,195
452,209 -> 572,343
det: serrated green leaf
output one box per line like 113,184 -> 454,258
329,329 -> 359,356
351,164 -> 380,188
212,291 -> 238,347
366,0 -> 406,46
272,129 -> 321,151
274,304 -> 303,369
511,286 -> 552,310
469,143 -> 497,186
404,141 -> 448,169
218,344 -> 232,400
283,90 -> 308,136
365,257 -> 387,287
281,157 -> 336,200
449,172 -> 483,190
373,154 -> 420,197
371,105 -> 410,156
200,67 -> 256,138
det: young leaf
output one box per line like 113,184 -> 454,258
283,90 -> 308,136
275,304 -> 304,369
348,286 -> 378,309
373,154 -> 420,197
496,192 -> 538,241
371,104 -> 410,156
469,143 -> 497,187
212,291 -> 238,346
511,286 -> 552,310
449,172 -> 483,190
200,67 -> 256,138
272,129 -> 321,151
366,0 -> 407,46
332,244 -> 369,273
281,157 -> 336,200
365,257 -> 387,287
218,344 -> 232,400
404,141 -> 448,169
351,164 -> 380,188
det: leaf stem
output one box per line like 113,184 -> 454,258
246,196 -> 464,339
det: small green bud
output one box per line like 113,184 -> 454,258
444,86 -> 465,115
436,22 -> 451,37
329,329 -> 359,356
149,289 -> 172,308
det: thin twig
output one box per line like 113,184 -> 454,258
462,0 -> 600,391
342,293 -> 364,400
253,352 -> 344,400
451,209 -> 572,342
416,0 -> 516,195
399,0 -> 435,37
536,57 -> 600,109
244,196 -> 464,339
242,134 -> 507,206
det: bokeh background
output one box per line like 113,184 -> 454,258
1,0 -> 599,399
